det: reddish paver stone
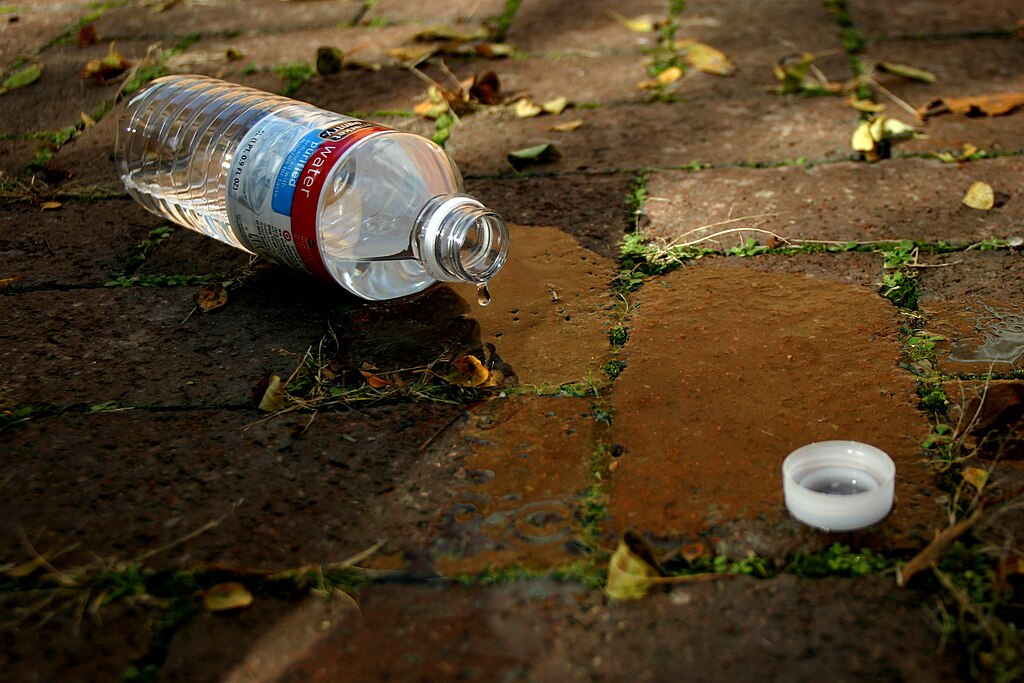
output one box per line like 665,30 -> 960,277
0,280 -> 329,407
609,262 -> 944,550
447,96 -> 855,176
0,41 -> 150,136
0,199 -> 158,287
0,599 -> 156,683
96,0 -> 364,40
432,396 -> 597,573
918,250 -> 1024,374
644,157 -> 1024,246
849,0 -> 1022,38
0,6 -> 84,65
465,172 -> 634,258
364,0 -> 507,24
0,404 -> 465,571
449,225 -> 616,386
507,0 -> 664,54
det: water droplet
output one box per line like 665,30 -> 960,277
476,282 -> 491,307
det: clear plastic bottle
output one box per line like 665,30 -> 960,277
115,74 -> 509,301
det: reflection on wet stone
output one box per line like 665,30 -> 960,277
948,303 -> 1024,365
432,397 -> 595,574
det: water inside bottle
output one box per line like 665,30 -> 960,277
476,282 -> 491,307
800,466 -> 878,495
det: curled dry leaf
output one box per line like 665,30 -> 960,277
918,92 -> 1024,119
847,97 -> 886,113
607,10 -> 658,33
468,70 -> 501,105
675,39 -> 736,76
197,282 -> 229,312
258,374 -> 286,412
514,98 -> 543,118
550,119 -> 584,132
605,530 -> 665,600
960,466 -> 989,491
851,115 -> 919,161
202,582 -> 254,612
451,354 -> 491,387
359,369 -> 391,389
875,61 -> 936,83
962,181 -> 995,210
413,24 -> 489,43
934,143 -> 979,163
40,201 -> 62,211
541,96 -> 569,115
77,24 -> 100,47
81,44 -> 132,83
638,65 -> 682,90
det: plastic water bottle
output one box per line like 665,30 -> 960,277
115,75 -> 509,302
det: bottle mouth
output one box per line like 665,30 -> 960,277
418,196 -> 510,284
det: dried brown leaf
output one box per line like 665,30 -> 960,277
197,282 -> 228,312
258,375 -> 286,412
77,24 -> 100,48
675,39 -> 736,76
359,369 -> 391,389
918,92 -> 1024,119
81,44 -> 132,83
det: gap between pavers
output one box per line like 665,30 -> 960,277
608,258 -> 946,555
643,156 -> 1024,246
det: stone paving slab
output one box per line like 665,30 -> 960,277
431,396 -> 598,574
464,173 -> 634,258
644,156 -> 1024,246
0,41 -> 147,136
95,0 -> 365,40
1,279 -> 329,408
447,96 -> 855,176
849,0 -> 1023,38
0,598 -> 157,683
364,0 -> 507,25
151,576 -> 955,682
0,404 -> 465,571
508,0 -> 664,54
0,199 -> 161,287
0,6 -> 85,65
608,260 -> 946,553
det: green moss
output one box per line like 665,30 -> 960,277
272,61 -> 314,96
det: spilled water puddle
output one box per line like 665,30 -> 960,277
947,303 -> 1024,365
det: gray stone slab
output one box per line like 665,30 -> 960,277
0,198 -> 157,287
0,281 -> 330,407
364,0 -> 507,24
0,5 -> 83,65
447,96 -> 856,176
644,157 -> 1024,246
0,403 -> 465,570
507,0 -> 667,54
95,0 -> 365,40
849,0 -> 1022,38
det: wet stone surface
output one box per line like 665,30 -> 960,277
609,262 -> 945,552
918,250 -> 1024,373
431,396 -> 598,574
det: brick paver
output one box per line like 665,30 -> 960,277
2,0 -> 1022,680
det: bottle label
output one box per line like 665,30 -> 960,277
226,119 -> 388,281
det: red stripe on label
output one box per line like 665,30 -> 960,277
290,125 -> 387,282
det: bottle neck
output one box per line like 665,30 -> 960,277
415,195 -> 510,284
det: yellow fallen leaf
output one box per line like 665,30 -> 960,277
963,181 -> 994,210
657,65 -> 683,85
40,201 -> 62,210
197,282 -> 228,312
451,354 -> 490,387
847,98 -> 886,113
934,143 -> 979,163
881,117 -> 916,140
851,120 -> 875,152
0,276 -> 24,292
550,119 -> 584,132
258,375 -> 286,412
605,530 -> 664,600
919,92 -> 1024,119
202,582 -> 253,612
80,111 -> 96,127
541,96 -> 569,115
514,98 -> 542,118
961,466 -> 989,491
876,61 -> 936,83
607,10 -> 656,33
675,39 -> 736,76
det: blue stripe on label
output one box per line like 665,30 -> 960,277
272,130 -> 325,216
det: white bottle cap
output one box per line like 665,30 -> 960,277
782,441 -> 895,532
